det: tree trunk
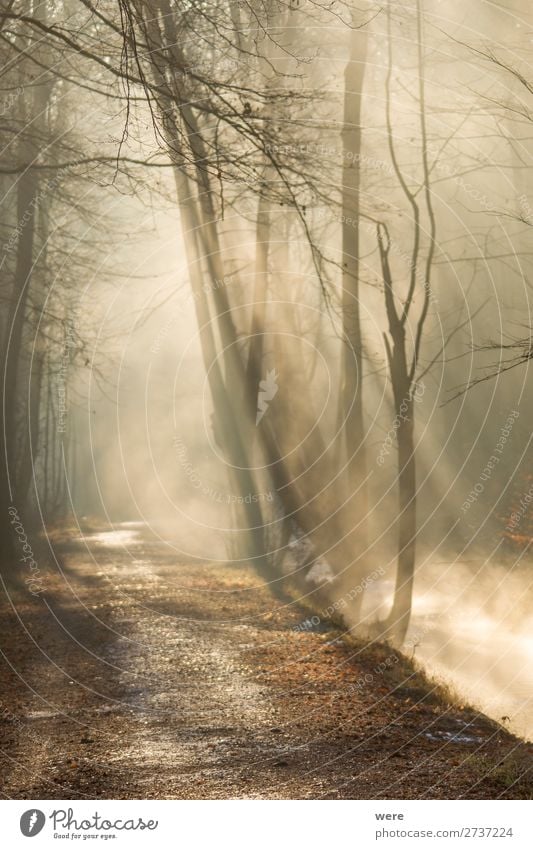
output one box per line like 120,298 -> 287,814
140,2 -> 274,576
15,350 -> 44,510
386,406 -> 416,643
173,168 -> 272,575
0,165 -> 38,562
341,17 -> 368,478
340,17 -> 369,621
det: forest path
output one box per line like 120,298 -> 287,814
1,522 -> 531,799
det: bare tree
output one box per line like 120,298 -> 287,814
373,0 -> 436,643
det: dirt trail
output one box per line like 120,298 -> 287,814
1,523 -> 531,799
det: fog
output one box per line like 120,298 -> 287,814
2,0 -> 533,748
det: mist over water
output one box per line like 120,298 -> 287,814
358,559 -> 533,741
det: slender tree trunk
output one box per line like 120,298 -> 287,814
387,404 -> 416,643
0,165 -> 38,562
15,351 -> 44,509
377,0 -> 434,643
245,191 -> 270,396
340,14 -> 369,620
341,17 -> 368,478
43,368 -> 52,516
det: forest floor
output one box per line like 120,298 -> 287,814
1,522 -> 532,800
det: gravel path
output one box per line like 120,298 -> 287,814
1,523 -> 531,799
